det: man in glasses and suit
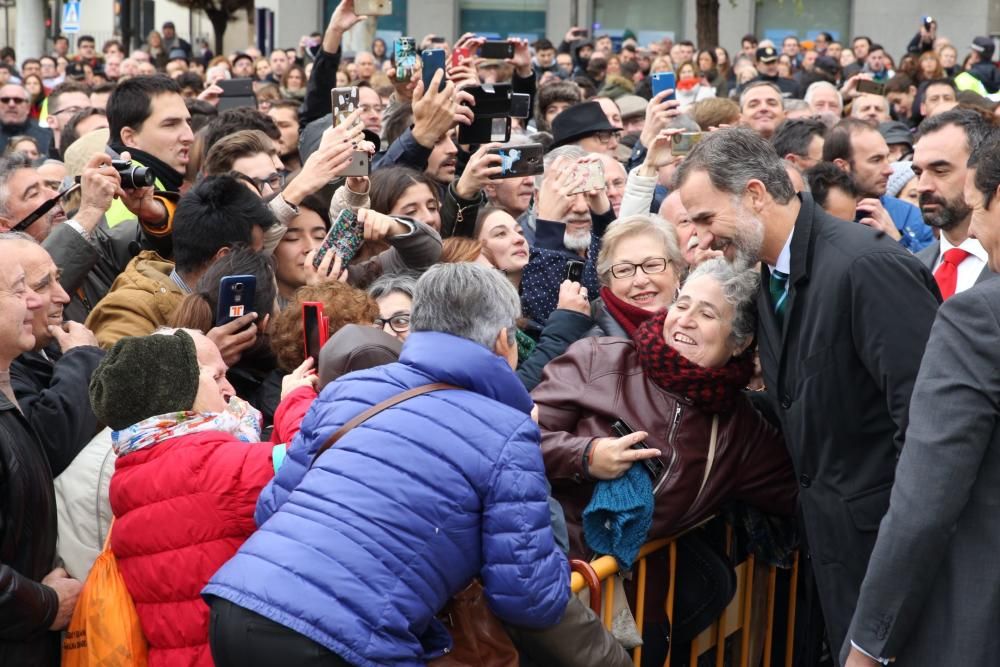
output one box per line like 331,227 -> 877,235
0,83 -> 53,155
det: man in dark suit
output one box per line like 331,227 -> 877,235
675,128 -> 941,655
911,109 -> 996,297
843,131 -> 1000,666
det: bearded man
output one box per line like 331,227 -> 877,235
675,127 -> 940,661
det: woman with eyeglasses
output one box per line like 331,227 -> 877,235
588,214 -> 684,339
367,273 -> 415,343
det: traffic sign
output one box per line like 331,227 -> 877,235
63,1 -> 81,34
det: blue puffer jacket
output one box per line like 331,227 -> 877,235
204,332 -> 569,667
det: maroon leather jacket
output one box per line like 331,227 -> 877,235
532,337 -> 797,558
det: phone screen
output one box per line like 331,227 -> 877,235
302,303 -> 324,361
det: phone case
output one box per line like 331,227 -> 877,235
565,260 -> 584,283
651,72 -> 676,101
394,38 -> 417,82
216,275 -> 257,326
331,86 -> 358,126
341,150 -> 370,178
354,0 -> 393,15
856,79 -> 886,96
314,208 -> 365,268
489,143 -> 544,179
451,46 -> 471,68
301,301 -> 329,362
569,161 -> 605,194
421,49 -> 447,92
479,40 -> 514,60
217,78 -> 257,111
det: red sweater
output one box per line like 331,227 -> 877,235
109,431 -> 275,667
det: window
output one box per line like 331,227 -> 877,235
592,0 -> 683,45
459,0 -> 546,40
754,0 -> 850,45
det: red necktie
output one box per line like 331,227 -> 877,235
934,248 -> 971,300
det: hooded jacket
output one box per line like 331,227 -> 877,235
204,332 -> 570,667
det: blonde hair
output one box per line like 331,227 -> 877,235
596,214 -> 683,286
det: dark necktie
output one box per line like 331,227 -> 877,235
769,269 -> 789,323
933,248 -> 971,300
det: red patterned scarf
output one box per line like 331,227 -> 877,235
632,308 -> 754,414
600,286 -> 657,338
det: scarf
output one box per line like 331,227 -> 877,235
632,309 -> 754,414
600,287 -> 657,338
108,141 -> 185,193
515,329 -> 537,365
111,396 -> 262,457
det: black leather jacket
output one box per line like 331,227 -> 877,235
0,393 -> 60,666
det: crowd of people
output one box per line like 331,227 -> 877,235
4,1 -> 1000,665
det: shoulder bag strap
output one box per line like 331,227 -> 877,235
309,382 -> 460,466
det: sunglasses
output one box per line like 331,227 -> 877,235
0,97 -> 28,105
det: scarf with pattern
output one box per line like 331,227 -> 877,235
112,397 -> 262,457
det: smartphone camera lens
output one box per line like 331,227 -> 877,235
234,283 -> 244,293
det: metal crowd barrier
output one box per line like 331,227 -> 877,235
569,524 -> 800,667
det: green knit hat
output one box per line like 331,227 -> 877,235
89,330 -> 201,430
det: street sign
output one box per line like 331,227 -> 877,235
63,1 -> 81,34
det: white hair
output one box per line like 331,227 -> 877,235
803,81 -> 843,110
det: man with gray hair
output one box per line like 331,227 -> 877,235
739,81 -> 786,139
804,81 -> 843,127
521,145 -> 613,323
675,127 -> 940,659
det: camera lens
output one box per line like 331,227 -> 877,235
234,283 -> 244,292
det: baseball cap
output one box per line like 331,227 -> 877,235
971,36 -> 995,60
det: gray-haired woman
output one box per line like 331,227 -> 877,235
533,258 -> 797,557
368,273 -> 417,343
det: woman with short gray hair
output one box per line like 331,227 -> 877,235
590,214 -> 684,338
368,272 -> 417,342
533,257 -> 796,559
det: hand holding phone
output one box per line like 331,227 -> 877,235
610,418 -> 666,484
420,49 -> 447,92
488,143 -> 544,179
315,208 -> 365,268
564,259 -> 584,283
216,275 -> 257,327
302,301 -> 329,363
568,160 -> 606,195
586,419 -> 662,481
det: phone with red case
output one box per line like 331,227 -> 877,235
451,46 -> 471,68
301,301 -> 329,362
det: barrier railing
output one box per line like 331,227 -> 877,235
570,523 -> 799,667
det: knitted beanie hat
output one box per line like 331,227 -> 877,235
89,330 -> 201,430
886,160 -> 916,199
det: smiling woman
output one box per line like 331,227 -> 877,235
532,257 -> 796,558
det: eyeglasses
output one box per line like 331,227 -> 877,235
373,314 -> 411,334
0,97 -> 28,105
610,257 -> 669,279
51,105 -> 85,116
593,130 -> 622,145
232,170 -> 285,194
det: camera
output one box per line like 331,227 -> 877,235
111,159 -> 155,189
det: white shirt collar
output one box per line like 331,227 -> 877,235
768,228 -> 795,275
938,235 -> 989,263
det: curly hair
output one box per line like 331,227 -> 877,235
270,282 -> 379,371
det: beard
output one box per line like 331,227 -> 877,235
920,192 -> 971,231
563,229 -> 593,252
730,202 -> 766,270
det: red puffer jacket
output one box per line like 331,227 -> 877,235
109,431 -> 276,667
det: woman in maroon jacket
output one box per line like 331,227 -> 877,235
532,258 -> 797,559
87,329 -> 315,667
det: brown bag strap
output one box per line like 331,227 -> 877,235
310,382 -> 460,466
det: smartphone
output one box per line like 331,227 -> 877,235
331,86 -> 358,126
217,78 -> 257,111
354,0 -> 393,15
856,79 -> 886,96
510,92 -> 531,119
568,160 -> 605,195
565,259 -> 584,283
479,40 -> 514,60
651,72 -> 676,101
671,132 -> 703,156
394,37 -> 417,82
314,208 -> 365,268
302,301 -> 329,362
611,418 -> 666,487
451,46 -> 471,68
466,83 -> 513,116
854,208 -> 868,223
216,275 -> 257,327
421,48 -> 447,92
488,143 -> 544,179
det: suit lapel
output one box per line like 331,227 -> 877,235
758,266 -> 782,365
780,194 -> 818,347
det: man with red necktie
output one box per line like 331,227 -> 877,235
912,109 -> 996,297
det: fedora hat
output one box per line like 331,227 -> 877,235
550,101 -> 618,149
